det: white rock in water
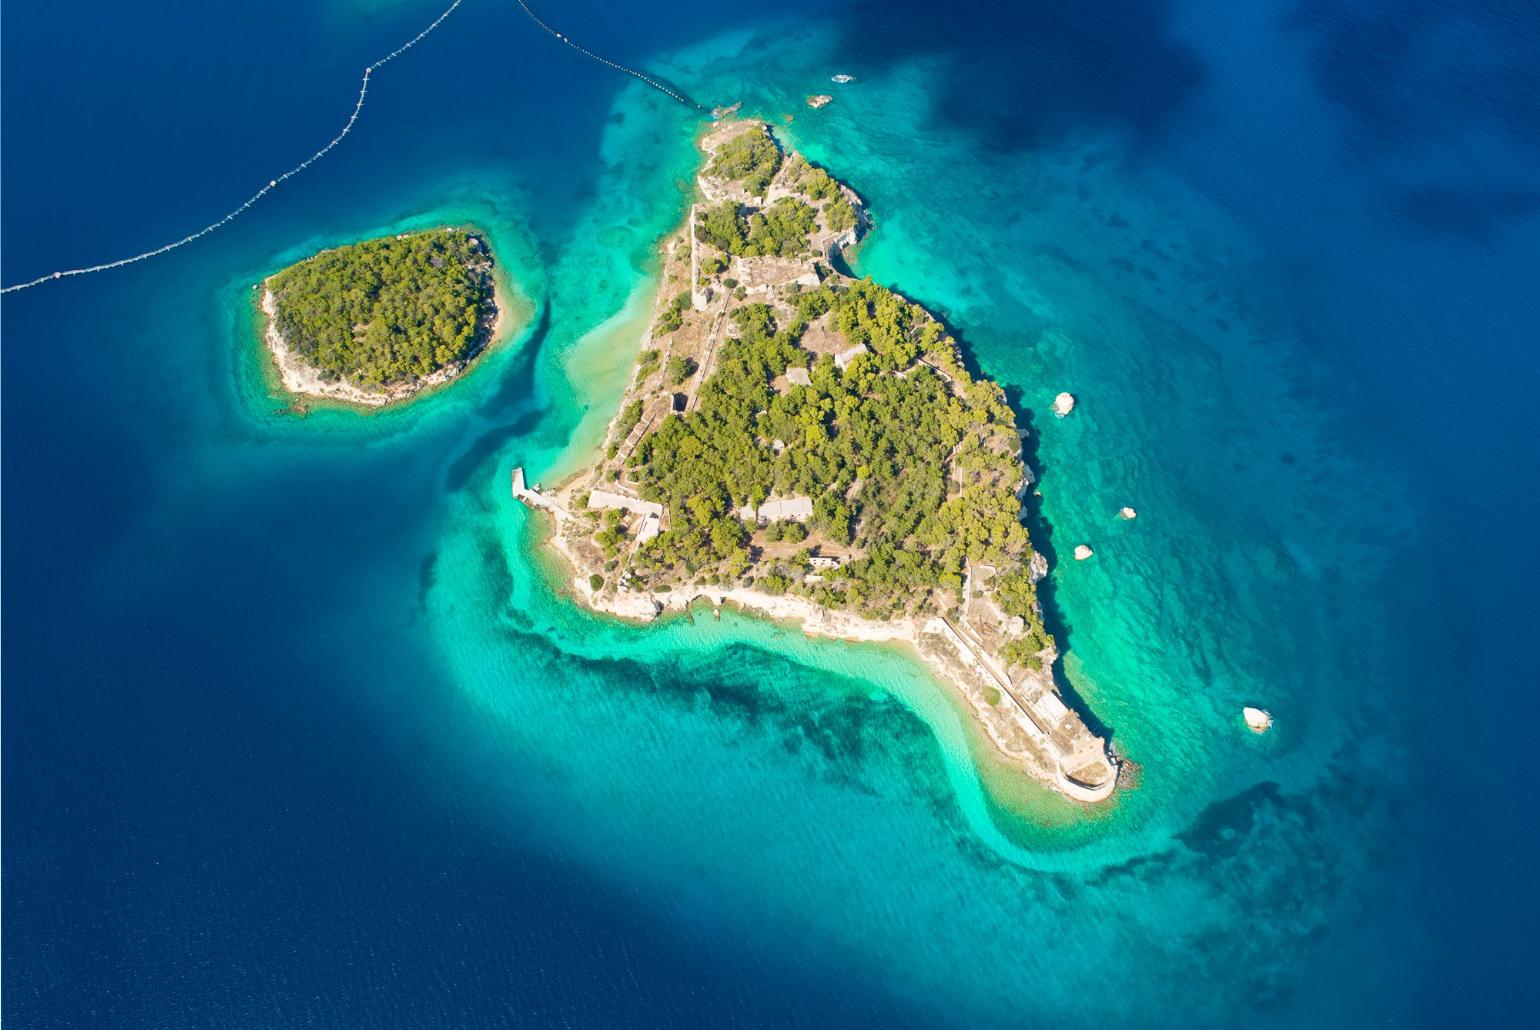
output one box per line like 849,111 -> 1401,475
1053,392 -> 1076,417
1073,544 -> 1094,561
1243,706 -> 1273,733
1119,506 -> 1138,520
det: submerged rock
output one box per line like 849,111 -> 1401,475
807,94 -> 833,109
1119,506 -> 1138,520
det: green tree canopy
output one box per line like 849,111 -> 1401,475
626,279 -> 1047,634
268,229 -> 494,388
706,128 -> 781,195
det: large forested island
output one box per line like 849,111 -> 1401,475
261,228 -> 501,407
515,121 -> 1117,802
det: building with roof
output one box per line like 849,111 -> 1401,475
738,495 -> 814,523
834,343 -> 869,370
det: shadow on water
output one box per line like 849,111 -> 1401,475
653,74 -> 712,114
1396,182 -> 1540,243
444,409 -> 549,495
827,0 -> 1206,153
1175,781 -> 1285,859
415,549 -> 439,615
831,276 -> 1114,743
487,299 -> 551,411
443,301 -> 552,494
1290,0 -> 1540,151
1290,0 -> 1540,240
1014,405 -> 1114,743
826,240 -> 857,280
493,607 -> 969,823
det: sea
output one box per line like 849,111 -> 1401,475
3,0 -> 1537,1025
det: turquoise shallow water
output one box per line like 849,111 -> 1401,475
420,17 -> 1425,1022
7,0 -> 1531,1024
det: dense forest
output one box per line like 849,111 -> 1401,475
706,127 -> 781,195
268,230 -> 494,388
785,156 -> 860,233
695,197 -> 818,258
627,277 -> 1054,658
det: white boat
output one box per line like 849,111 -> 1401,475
831,74 -> 856,84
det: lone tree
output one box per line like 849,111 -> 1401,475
667,356 -> 697,385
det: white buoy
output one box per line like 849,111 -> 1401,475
1053,392 -> 1076,417
1074,544 -> 1094,561
1243,707 -> 1273,734
1118,506 -> 1138,520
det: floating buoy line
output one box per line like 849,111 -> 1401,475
0,1 -> 463,295
513,1 -> 704,110
2,1 -> 703,296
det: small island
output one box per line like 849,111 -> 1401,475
515,121 -> 1118,803
261,228 -> 502,407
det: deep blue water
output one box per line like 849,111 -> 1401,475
4,0 -> 1538,1025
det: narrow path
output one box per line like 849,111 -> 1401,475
685,302 -> 731,413
1,1 -> 464,296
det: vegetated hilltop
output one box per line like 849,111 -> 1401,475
601,122 -> 1054,673
266,229 -> 496,392
524,120 -> 1117,802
